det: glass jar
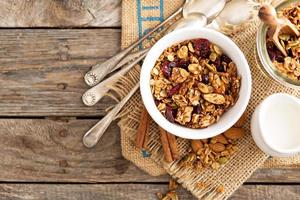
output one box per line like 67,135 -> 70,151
256,0 -> 300,89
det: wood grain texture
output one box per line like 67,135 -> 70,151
0,184 -> 299,200
0,119 -> 299,183
0,29 -> 122,117
0,0 -> 121,27
0,119 -> 167,182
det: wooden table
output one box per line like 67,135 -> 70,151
0,1 -> 299,199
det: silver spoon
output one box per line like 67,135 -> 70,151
83,83 -> 139,148
84,6 -> 183,87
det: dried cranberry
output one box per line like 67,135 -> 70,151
266,41 -> 284,63
193,38 -> 211,58
202,74 -> 209,84
168,61 -> 177,68
212,57 -> 225,72
167,84 -> 181,97
154,99 -> 160,106
216,64 -> 225,72
193,104 -> 202,114
161,61 -> 172,78
178,60 -> 189,70
221,54 -> 232,63
165,105 -> 176,123
267,48 -> 284,62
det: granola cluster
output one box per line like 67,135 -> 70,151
150,38 -> 241,129
267,4 -> 300,80
180,126 -> 245,170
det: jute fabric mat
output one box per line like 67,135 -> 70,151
119,0 -> 300,199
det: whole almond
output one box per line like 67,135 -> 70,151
211,134 -> 228,144
191,140 -> 203,152
209,143 -> 225,152
234,112 -> 247,128
224,128 -> 244,140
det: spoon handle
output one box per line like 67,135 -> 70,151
83,83 -> 140,148
84,7 -> 183,87
82,51 -> 147,106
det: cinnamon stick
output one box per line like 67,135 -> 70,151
166,132 -> 179,160
135,107 -> 150,149
159,127 -> 173,162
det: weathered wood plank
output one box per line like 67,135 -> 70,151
0,119 -> 300,183
0,0 -> 121,27
0,184 -> 299,200
0,119 -> 167,182
0,29 -> 122,116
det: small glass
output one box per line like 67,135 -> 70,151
256,0 -> 300,89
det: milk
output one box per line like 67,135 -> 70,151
261,97 -> 300,150
251,93 -> 300,157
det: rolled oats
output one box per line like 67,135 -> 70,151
151,38 -> 241,129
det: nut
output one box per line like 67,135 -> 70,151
209,143 -> 225,152
234,112 -> 247,127
211,134 -> 228,144
191,140 -> 203,152
203,93 -> 226,105
224,127 -> 244,140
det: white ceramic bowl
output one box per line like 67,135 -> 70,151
140,27 -> 252,139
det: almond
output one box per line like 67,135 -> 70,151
234,112 -> 247,128
224,127 -> 244,140
209,143 -> 225,152
203,93 -> 225,105
211,134 -> 228,144
191,140 -> 203,152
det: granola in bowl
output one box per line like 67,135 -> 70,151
266,3 -> 300,81
150,38 -> 241,129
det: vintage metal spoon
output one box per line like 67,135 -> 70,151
84,7 -> 183,87
258,4 -> 300,56
82,51 -> 147,106
83,83 -> 139,148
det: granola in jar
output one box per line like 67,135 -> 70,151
150,38 -> 241,129
266,3 -> 300,81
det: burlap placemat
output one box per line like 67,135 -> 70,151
118,0 -> 300,199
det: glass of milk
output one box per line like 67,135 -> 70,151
251,93 -> 300,157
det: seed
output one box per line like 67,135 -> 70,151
224,127 -> 244,140
218,157 -> 228,164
